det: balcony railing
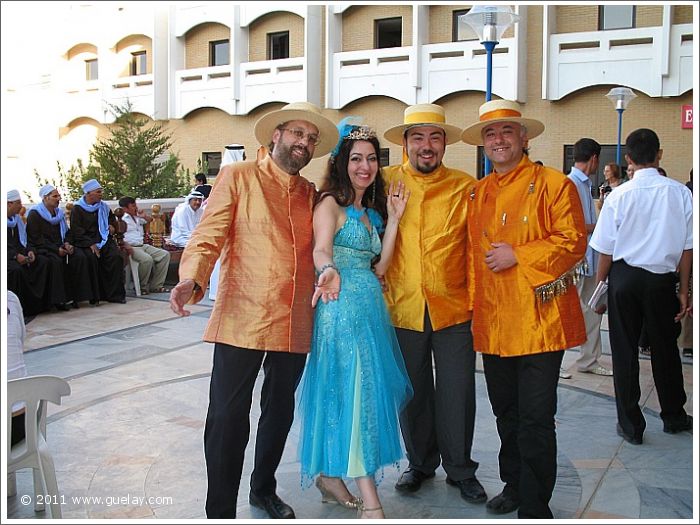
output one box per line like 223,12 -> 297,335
331,47 -> 416,109
239,57 -> 306,114
175,65 -> 234,118
547,24 -> 693,100
420,39 -> 517,103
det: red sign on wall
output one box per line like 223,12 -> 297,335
681,105 -> 693,129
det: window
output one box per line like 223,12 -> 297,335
130,51 -> 147,76
210,40 -> 230,66
599,5 -> 635,30
453,9 -> 477,42
85,59 -> 98,81
375,17 -> 402,49
202,152 -> 222,178
267,32 -> 289,60
562,144 -> 628,198
379,148 -> 390,167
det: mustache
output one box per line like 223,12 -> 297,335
292,145 -> 310,156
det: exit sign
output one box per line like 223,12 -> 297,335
681,105 -> 693,129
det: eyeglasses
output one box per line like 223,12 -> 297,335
280,128 -> 321,146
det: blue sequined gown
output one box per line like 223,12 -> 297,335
298,206 -> 413,481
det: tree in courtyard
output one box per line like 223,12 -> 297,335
86,101 -> 190,199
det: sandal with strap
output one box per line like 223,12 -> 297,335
152,287 -> 170,293
358,503 -> 384,519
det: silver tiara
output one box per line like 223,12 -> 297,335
345,125 -> 377,141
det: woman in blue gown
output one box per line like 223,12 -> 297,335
297,121 -> 413,519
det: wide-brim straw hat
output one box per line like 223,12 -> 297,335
462,99 -> 544,146
384,103 -> 463,145
254,101 -> 339,158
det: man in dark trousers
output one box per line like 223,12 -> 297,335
591,128 -> 693,444
169,102 -> 339,519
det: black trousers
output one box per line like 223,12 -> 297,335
395,310 -> 478,480
608,260 -> 688,436
482,350 -> 563,519
204,343 -> 306,518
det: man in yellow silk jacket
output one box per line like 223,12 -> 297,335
169,102 -> 339,519
382,104 -> 486,505
463,99 -> 587,519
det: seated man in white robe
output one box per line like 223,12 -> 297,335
169,191 -> 204,248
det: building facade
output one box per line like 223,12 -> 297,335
1,2 -> 695,199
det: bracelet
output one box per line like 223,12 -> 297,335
318,263 -> 338,275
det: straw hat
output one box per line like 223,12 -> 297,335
384,103 -> 463,145
254,101 -> 339,158
461,99 -> 544,146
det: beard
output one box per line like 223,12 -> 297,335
414,150 -> 439,174
273,142 -> 312,174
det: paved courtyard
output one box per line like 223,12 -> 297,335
6,292 -> 696,521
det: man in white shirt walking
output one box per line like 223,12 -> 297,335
564,138 -> 613,377
590,128 -> 692,445
119,196 -> 171,294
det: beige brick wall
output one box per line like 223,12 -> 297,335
556,5 -> 665,33
185,23 -> 230,69
428,5 -> 469,44
248,12 -> 304,62
673,5 -> 693,24
115,35 -> 152,77
636,6 -> 663,28
342,5 -> 413,51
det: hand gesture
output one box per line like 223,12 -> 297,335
311,267 -> 340,307
386,181 -> 410,223
15,253 -> 27,265
170,279 -> 195,317
90,244 -> 101,258
63,242 -> 75,255
485,242 -> 517,273
27,251 -> 36,264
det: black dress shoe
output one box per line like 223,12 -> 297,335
616,423 -> 643,445
249,492 -> 295,519
395,468 -> 435,492
55,303 -> 71,311
663,414 -> 692,434
446,476 -> 487,503
486,489 -> 520,514
108,298 -> 127,304
71,301 -> 80,309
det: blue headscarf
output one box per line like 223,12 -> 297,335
31,203 -> 69,242
7,214 -> 27,247
76,196 -> 110,248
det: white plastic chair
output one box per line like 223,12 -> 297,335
124,254 -> 141,296
6,375 -> 71,518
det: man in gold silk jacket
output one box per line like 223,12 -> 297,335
382,104 -> 486,505
462,99 -> 587,519
169,102 -> 339,519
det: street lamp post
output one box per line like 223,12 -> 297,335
460,6 -> 519,177
605,87 -> 637,166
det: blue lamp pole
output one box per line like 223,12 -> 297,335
461,6 -> 519,177
605,87 -> 637,166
